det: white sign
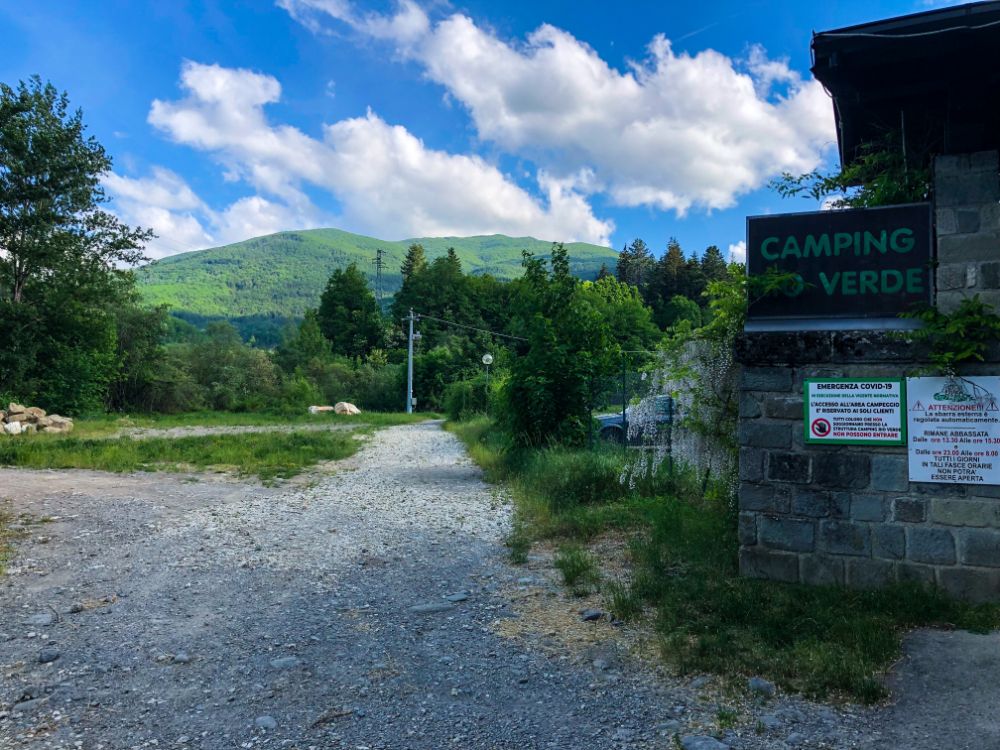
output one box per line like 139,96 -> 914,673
907,376 -> 1000,485
804,379 -> 905,445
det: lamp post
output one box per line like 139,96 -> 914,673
482,352 -> 493,389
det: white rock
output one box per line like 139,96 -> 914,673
334,402 -> 361,415
3,421 -> 23,436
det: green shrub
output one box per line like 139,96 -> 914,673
443,376 -> 490,421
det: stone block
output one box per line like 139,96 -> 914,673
820,521 -> 871,557
959,529 -> 1000,567
907,527 -> 956,565
792,488 -> 849,519
742,367 -> 793,392
936,207 -> 958,236
850,494 -> 886,522
740,392 -> 762,419
980,262 -> 1000,290
739,548 -> 799,583
973,486 -> 1000,499
873,525 -> 906,560
936,263 -> 968,291
739,448 -> 765,482
938,567 -> 1000,603
741,483 -> 790,514
759,516 -> 816,553
931,499 -> 1000,528
799,554 -> 844,586
956,208 -> 982,234
738,513 -> 758,546
937,233 -> 1000,264
870,454 -> 909,492
912,483 -> 967,498
767,453 -> 812,484
765,397 -> 803,420
738,420 -> 791,450
893,496 -> 926,523
897,563 -> 936,587
935,171 -> 1000,208
813,453 -> 871,490
846,558 -> 895,589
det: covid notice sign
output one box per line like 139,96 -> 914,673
907,376 -> 1000,485
804,379 -> 905,445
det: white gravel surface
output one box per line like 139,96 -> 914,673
0,420 -> 993,749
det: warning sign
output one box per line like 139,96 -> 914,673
804,379 -> 905,445
907,376 -> 1000,485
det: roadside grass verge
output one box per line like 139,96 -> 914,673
0,429 -> 375,482
448,416 -> 1000,703
0,508 -> 24,575
72,410 -> 436,438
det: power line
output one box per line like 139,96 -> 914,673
408,312 -> 528,342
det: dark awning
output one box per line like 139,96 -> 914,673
811,1 -> 1000,169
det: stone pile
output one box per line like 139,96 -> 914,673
1,402 -> 74,436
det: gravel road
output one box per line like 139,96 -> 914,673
0,421 -> 993,749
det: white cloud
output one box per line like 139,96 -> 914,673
104,168 -> 324,259
280,1 -> 836,215
134,60 -> 610,251
727,240 -> 746,264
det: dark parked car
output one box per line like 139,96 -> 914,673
596,394 -> 673,444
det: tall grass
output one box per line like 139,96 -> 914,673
448,416 -> 1000,702
0,430 -> 369,481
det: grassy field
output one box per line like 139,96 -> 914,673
449,416 -> 1000,703
71,410 -> 435,438
1,411 -> 433,481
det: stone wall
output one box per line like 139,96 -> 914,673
736,151 -> 1000,602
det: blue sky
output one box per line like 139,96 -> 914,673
1,0 -> 956,262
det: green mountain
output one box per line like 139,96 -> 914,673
136,228 -> 617,341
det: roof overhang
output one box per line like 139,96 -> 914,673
811,1 -> 1000,168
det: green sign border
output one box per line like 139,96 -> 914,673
804,378 -> 906,446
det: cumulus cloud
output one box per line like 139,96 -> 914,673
280,0 -> 836,215
104,168 -> 324,259
136,60 -> 610,249
727,240 -> 746,264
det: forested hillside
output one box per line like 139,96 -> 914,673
136,228 -> 617,341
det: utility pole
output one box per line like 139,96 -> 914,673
406,309 -> 416,414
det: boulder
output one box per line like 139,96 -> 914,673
334,402 -> 361,415
3,421 -> 23,436
25,406 -> 46,420
47,415 -> 73,433
7,402 -> 25,415
21,423 -> 36,434
5,412 -> 31,423
308,405 -> 336,414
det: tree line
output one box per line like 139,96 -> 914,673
0,76 -> 743,449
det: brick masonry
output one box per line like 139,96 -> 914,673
736,152 -> 1000,602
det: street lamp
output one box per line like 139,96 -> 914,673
482,353 -> 493,389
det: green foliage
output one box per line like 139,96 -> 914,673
499,244 -> 624,446
453,417 -> 1000,703
136,228 -> 618,325
770,132 -> 930,209
554,544 -> 600,594
274,310 -> 330,372
903,295 -> 1000,374
660,295 -> 702,328
317,263 -> 385,359
443,375 -> 491,421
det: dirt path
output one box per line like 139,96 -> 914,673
0,421 -> 990,749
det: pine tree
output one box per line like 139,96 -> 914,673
701,245 -> 728,283
400,243 -> 427,281
596,263 -> 611,280
317,263 -> 384,358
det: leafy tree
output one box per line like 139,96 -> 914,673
585,276 -> 661,353
501,244 -> 620,446
317,262 -> 385,358
660,295 -> 702,328
400,242 -> 427,281
107,301 -> 169,412
0,77 -> 150,303
274,309 -> 329,372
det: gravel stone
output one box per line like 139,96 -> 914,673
409,602 -> 454,614
254,715 -> 277,730
37,648 -> 60,664
25,612 -> 54,626
269,656 -> 301,669
748,676 -> 776,697
580,608 -> 604,621
681,736 -> 730,750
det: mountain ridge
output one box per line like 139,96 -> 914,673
136,227 -> 618,322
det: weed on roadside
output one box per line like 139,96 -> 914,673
554,544 -> 600,595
